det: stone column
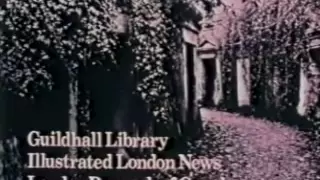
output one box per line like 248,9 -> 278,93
297,61 -> 309,116
214,54 -> 224,106
297,34 -> 320,117
236,58 -> 251,107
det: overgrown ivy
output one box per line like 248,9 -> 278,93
127,0 -> 214,135
213,0 -> 320,177
129,0 -> 178,135
216,0 -> 314,115
0,0 -> 120,178
0,0 -> 216,178
0,0 -> 119,98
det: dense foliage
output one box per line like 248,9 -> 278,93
128,0 -> 218,134
210,0 -> 320,177
0,0 -> 212,178
0,0 -> 119,98
0,0 -> 121,178
129,0 -> 179,134
216,0 -> 313,112
0,0 -> 211,129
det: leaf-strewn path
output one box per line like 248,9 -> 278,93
200,108 -> 316,180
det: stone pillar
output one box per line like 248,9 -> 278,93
214,54 -> 224,106
297,61 -> 309,116
236,58 -> 251,107
297,33 -> 320,117
181,24 -> 202,136
182,43 -> 189,126
196,58 -> 206,105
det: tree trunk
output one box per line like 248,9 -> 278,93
0,91 -> 22,180
112,92 -> 131,132
0,90 -> 5,179
68,76 -> 78,158
112,37 -> 136,157
273,63 -> 281,108
264,57 -> 273,112
0,90 -> 6,140
271,57 -> 287,119
112,90 -> 130,158
222,53 -> 237,110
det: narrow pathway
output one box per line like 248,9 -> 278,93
200,108 -> 315,180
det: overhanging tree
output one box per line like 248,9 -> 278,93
0,0 -> 119,178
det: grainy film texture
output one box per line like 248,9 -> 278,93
0,0 -> 319,180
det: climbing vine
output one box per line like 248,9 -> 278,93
129,0 -> 177,130
0,1 -> 120,178
216,0 -> 314,114
0,0 -> 119,98
127,0 -> 213,134
212,0 -> 320,176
